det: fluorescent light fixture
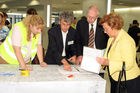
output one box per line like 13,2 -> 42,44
7,13 -> 26,16
1,4 -> 8,8
73,10 -> 83,14
47,5 -> 50,27
114,8 -> 130,11
28,0 -> 40,6
131,7 -> 140,10
114,7 -> 140,11
107,0 -> 111,14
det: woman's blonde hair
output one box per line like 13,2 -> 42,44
23,15 -> 45,41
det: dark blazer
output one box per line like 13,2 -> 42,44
75,18 -> 109,56
128,26 -> 140,46
44,25 -> 76,65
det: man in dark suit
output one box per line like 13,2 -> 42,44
76,6 -> 108,65
128,20 -> 140,47
44,11 -> 76,71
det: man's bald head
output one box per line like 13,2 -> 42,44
87,5 -> 99,24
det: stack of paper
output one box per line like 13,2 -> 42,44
81,47 -> 104,74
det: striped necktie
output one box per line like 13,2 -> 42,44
88,24 -> 94,48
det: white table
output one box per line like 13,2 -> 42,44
0,64 -> 106,93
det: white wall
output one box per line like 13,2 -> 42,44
114,9 -> 140,31
38,9 -> 49,51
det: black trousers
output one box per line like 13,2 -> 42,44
110,75 -> 140,93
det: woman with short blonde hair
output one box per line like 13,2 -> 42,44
0,15 -> 47,70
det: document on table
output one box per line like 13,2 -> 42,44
58,66 -> 80,75
81,47 -> 105,74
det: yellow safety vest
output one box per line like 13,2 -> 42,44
71,23 -> 76,29
0,21 -> 40,65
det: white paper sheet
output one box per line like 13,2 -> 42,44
58,66 -> 79,75
81,47 -> 105,74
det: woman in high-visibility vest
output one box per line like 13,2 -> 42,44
0,15 -> 47,70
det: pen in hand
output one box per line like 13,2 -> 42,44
74,66 -> 80,72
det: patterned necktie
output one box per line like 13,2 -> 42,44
88,24 -> 94,48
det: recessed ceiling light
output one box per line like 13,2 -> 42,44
28,0 -> 40,6
1,4 -> 8,8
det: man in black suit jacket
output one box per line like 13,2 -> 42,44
128,20 -> 140,46
44,11 -> 76,71
76,6 -> 108,65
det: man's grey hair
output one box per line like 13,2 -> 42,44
59,11 -> 74,23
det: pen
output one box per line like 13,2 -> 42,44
19,69 -> 25,71
65,58 -> 72,64
74,66 -> 80,72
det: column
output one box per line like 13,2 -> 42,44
39,0 -> 51,51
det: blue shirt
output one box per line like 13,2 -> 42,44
0,26 -> 9,42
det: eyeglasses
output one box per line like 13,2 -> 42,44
104,27 -> 111,31
87,16 -> 95,20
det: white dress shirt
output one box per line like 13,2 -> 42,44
61,30 -> 68,56
89,19 -> 97,48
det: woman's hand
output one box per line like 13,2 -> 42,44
40,62 -> 47,67
13,46 -> 32,71
96,57 -> 109,66
37,44 -> 47,67
22,65 -> 33,71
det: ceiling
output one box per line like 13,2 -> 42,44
0,0 -> 140,12
51,0 -> 82,11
